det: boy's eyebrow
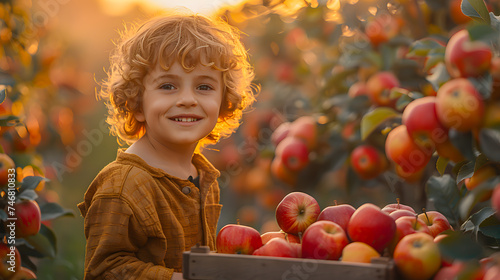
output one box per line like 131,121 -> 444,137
151,74 -> 220,84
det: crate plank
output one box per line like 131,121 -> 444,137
183,251 -> 396,280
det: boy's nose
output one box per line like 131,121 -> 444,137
176,90 -> 197,107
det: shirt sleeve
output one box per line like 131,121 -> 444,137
83,195 -> 174,280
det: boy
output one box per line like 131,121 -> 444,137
77,11 -> 256,279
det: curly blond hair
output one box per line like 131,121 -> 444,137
99,11 -> 256,149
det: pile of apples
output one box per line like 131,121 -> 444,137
216,191 -> 500,280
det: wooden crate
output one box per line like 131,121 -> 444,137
182,246 -> 398,280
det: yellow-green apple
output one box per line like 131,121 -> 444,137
271,122 -> 291,147
435,78 -> 485,132
270,157 -> 297,186
317,201 -> 356,233
389,209 -> 417,220
464,164 -> 497,191
347,203 -> 396,253
393,232 -> 441,280
216,224 -> 263,254
418,210 -> 453,237
402,96 -> 448,150
13,200 -> 41,238
350,145 -> 388,180
252,237 -> 299,258
9,267 -> 37,280
287,116 -> 317,149
341,242 -> 380,264
366,71 -> 400,107
0,153 -> 15,186
381,199 -> 416,214
492,184 -> 500,219
385,125 -> 433,175
390,216 -> 431,253
275,192 -> 320,234
275,137 -> 310,172
445,29 -> 492,78
0,243 -> 20,279
348,81 -> 369,98
301,220 -> 349,260
260,231 -> 300,245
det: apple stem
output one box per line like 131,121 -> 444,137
397,198 -> 400,209
284,232 -> 289,243
334,200 -> 338,206
414,214 -> 419,229
237,219 -> 240,225
422,208 -> 431,225
298,232 -> 303,244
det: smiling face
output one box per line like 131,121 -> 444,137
136,62 -> 223,150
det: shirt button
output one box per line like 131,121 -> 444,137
182,186 -> 191,194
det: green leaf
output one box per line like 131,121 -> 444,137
23,223 -> 57,258
461,207 -> 500,247
406,38 -> 445,58
40,202 -> 75,221
425,175 -> 463,227
479,128 -> 500,162
423,48 -> 445,73
18,190 -> 38,201
437,230 -> 483,261
449,129 -> 476,161
360,107 -> 400,140
19,176 -> 47,193
478,210 -> 500,239
457,161 -> 475,184
461,0 -> 491,24
436,156 -> 450,176
426,63 -> 450,91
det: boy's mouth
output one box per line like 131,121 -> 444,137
169,115 -> 203,123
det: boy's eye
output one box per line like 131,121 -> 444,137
159,83 -> 175,90
197,84 -> 214,91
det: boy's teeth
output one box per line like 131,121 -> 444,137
174,118 -> 198,122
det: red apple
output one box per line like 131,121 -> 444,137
436,78 -> 485,132
9,267 -> 37,280
366,71 -> 400,107
348,81 -> 369,98
216,223 -> 263,255
350,145 -> 387,180
287,116 -> 317,149
418,210 -> 453,237
252,237 -> 299,258
434,260 -> 485,280
484,265 -> 500,280
381,199 -> 416,214
13,200 -> 41,238
317,202 -> 355,233
341,242 -> 380,264
347,203 -> 396,253
464,164 -> 497,191
275,137 -> 310,172
445,29 -> 492,78
389,209 -> 417,220
270,157 -> 297,186
403,96 -> 448,150
301,220 -> 349,260
492,184 -> 500,219
390,216 -> 431,253
385,125 -> 433,174
0,243 -> 20,279
275,192 -> 320,235
260,231 -> 300,245
393,232 -> 441,280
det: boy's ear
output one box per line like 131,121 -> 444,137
134,110 -> 145,122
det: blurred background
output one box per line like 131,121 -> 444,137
1,0 -> 500,279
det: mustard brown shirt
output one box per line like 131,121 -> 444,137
77,150 -> 222,279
